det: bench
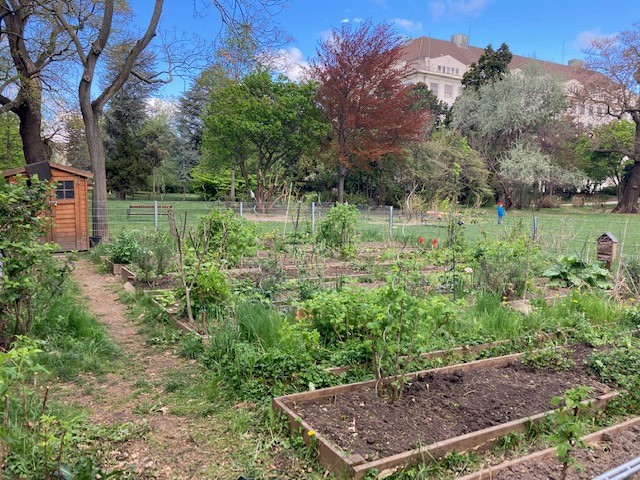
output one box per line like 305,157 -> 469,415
127,204 -> 174,216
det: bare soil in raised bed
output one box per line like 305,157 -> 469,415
293,345 -> 611,459
494,425 -> 640,479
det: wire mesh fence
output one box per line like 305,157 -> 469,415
89,199 -> 640,258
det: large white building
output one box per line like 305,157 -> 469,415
400,34 -> 607,125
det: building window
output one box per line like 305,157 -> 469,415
588,106 -> 594,115
455,68 -> 459,75
446,67 -> 450,74
437,65 -> 441,72
444,84 -> 453,98
430,82 -> 439,96
55,180 -> 75,199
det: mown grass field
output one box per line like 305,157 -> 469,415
95,196 -> 640,258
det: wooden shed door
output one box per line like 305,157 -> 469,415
51,179 -> 78,251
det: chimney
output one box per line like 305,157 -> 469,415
451,34 -> 469,48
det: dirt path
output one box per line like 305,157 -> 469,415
55,260 -> 244,479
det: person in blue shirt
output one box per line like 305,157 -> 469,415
497,201 -> 505,224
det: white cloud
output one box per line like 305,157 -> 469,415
428,0 -> 490,20
392,18 -> 423,33
269,47 -> 309,82
573,28 -> 617,49
341,18 -> 350,23
341,17 -> 363,24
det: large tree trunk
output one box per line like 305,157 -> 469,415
337,163 -> 347,203
230,165 -> 236,201
82,101 -> 109,239
15,98 -> 48,165
613,120 -> 640,213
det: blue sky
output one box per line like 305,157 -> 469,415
133,0 -> 640,96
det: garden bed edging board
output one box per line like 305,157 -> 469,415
273,352 -> 618,480
457,415 -> 640,480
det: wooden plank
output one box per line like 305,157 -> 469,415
456,414 -> 640,480
276,353 -> 524,405
273,398 -> 356,478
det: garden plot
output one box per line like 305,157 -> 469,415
274,345 -> 617,479
459,416 -> 640,480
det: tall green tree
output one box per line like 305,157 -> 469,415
575,120 -> 635,195
578,24 -> 640,213
404,131 -> 491,206
452,64 -> 567,206
462,43 -> 513,91
0,112 -> 24,170
202,70 -> 326,209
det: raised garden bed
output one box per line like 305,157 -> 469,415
273,346 -> 618,479
459,416 -> 640,480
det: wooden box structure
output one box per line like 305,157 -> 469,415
596,232 -> 618,269
2,161 -> 93,252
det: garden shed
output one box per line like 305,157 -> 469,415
2,161 -> 93,252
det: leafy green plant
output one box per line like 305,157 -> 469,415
198,209 -> 257,267
0,177 -> 70,348
317,203 -> 359,259
107,229 -> 139,264
547,386 -> 593,480
521,347 -> 575,372
131,230 -> 175,284
543,255 -> 612,288
473,234 -> 540,298
587,342 -> 640,389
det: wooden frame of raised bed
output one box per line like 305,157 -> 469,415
273,353 -> 619,480
457,415 -> 640,480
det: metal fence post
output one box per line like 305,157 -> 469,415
311,202 -> 316,234
389,206 -> 394,239
533,216 -> 538,240
239,201 -> 243,217
154,200 -> 158,231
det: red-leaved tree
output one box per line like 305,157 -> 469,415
308,21 -> 430,203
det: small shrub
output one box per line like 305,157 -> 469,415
197,209 -> 257,267
107,230 -> 140,264
317,203 -> 359,259
131,230 -> 174,283
473,234 -> 540,298
547,386 -> 593,480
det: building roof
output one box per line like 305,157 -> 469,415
401,35 -> 582,81
2,161 -> 93,179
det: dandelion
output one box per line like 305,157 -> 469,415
572,299 -> 579,303
307,430 -> 316,437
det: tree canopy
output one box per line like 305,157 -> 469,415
309,21 -> 430,202
578,23 -> 640,212
461,43 -> 513,91
202,70 -> 326,208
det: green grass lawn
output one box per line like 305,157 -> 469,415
95,198 -> 640,258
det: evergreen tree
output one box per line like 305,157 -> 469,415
462,43 -> 513,91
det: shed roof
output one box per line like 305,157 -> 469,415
2,161 -> 93,179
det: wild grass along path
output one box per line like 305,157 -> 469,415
57,259 -> 245,479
